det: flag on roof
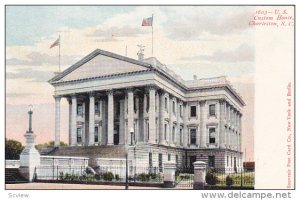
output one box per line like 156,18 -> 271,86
50,37 -> 60,49
142,16 -> 153,26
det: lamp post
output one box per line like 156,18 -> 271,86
125,128 -> 135,190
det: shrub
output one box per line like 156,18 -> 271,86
149,173 -> 157,180
226,175 -> 233,186
103,172 -> 114,181
205,172 -> 218,185
137,173 -> 150,182
115,174 -> 120,181
59,172 -> 64,180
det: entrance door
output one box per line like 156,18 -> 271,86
189,156 -> 197,170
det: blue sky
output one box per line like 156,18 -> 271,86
6,6 -> 135,45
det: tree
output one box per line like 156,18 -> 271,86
35,141 -> 68,151
5,139 -> 24,160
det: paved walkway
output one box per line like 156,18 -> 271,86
6,183 -> 162,190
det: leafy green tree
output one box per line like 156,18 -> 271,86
5,139 -> 24,160
35,141 -> 68,150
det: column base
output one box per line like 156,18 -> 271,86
193,182 -> 205,190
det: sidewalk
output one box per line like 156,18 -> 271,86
6,183 -> 163,190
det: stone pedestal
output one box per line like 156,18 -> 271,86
19,132 -> 40,182
163,161 -> 176,188
193,161 -> 207,189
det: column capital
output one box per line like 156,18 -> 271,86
146,85 -> 157,92
70,93 -> 77,99
106,89 -> 114,96
88,91 -> 95,97
53,95 -> 61,100
126,87 -> 134,94
199,100 -> 206,106
219,98 -> 226,105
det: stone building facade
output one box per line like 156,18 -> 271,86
49,49 -> 245,171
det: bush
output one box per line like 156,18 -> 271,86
59,172 -> 64,180
226,175 -> 233,186
137,173 -> 150,182
115,174 -> 120,181
103,172 -> 114,181
149,173 -> 157,180
205,172 -> 218,185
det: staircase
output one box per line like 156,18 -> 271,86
5,168 -> 28,184
48,145 -> 127,167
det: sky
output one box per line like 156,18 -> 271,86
6,6 -> 255,161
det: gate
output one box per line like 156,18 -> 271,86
175,167 -> 194,189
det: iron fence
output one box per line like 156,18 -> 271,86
175,167 -> 194,189
34,165 -> 163,184
205,167 -> 255,188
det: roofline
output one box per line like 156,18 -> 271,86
48,48 -> 152,83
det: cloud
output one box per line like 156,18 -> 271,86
88,26 -> 144,38
6,92 -> 36,98
6,52 -> 81,66
6,68 -> 53,82
180,44 -> 254,63
163,6 -> 254,40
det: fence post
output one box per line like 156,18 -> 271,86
163,161 -> 176,188
57,165 -> 59,181
193,161 -> 207,190
241,168 -> 243,187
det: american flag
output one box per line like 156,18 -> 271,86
50,37 -> 60,49
142,16 -> 153,26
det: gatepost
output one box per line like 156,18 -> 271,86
163,161 -> 176,188
193,161 -> 207,189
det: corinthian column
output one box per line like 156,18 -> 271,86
54,95 -> 61,147
127,89 -> 134,145
88,92 -> 95,146
70,95 -> 77,146
107,90 -> 114,145
148,86 -> 156,144
199,100 -> 206,148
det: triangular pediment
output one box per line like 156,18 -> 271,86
51,49 -> 152,83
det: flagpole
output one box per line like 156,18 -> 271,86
152,14 -> 154,56
59,35 -> 61,72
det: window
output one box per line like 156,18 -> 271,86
176,155 -> 179,166
209,104 -> 216,116
179,127 -> 183,145
95,102 -> 100,115
147,122 -> 150,141
149,153 -> 153,168
164,97 -> 168,111
209,128 -> 216,144
172,126 -> 175,143
208,156 -> 215,167
77,128 -> 82,143
116,101 -> 120,116
190,128 -> 196,145
146,95 -> 149,112
172,101 -> 175,114
168,154 -> 171,161
94,127 -> 99,143
159,154 -> 163,172
134,97 -> 137,113
227,156 -> 229,167
190,106 -> 197,117
179,105 -> 183,117
164,124 -> 167,140
77,104 -> 83,115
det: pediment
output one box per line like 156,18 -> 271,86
51,49 -> 152,83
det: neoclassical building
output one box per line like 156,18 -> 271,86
48,49 -> 245,171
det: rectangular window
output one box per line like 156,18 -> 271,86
180,105 -> 183,117
208,156 -> 215,167
77,128 -> 82,143
94,127 -> 99,143
180,127 -> 183,145
168,154 -> 171,161
149,153 -> 153,168
172,101 -> 175,114
95,102 -> 100,115
190,106 -> 197,117
209,128 -> 216,144
176,155 -> 179,167
190,128 -> 196,145
209,104 -> 216,116
172,126 -> 175,143
164,124 -> 167,140
165,97 -> 168,111
227,156 -> 229,167
159,154 -> 163,172
77,104 -> 83,116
